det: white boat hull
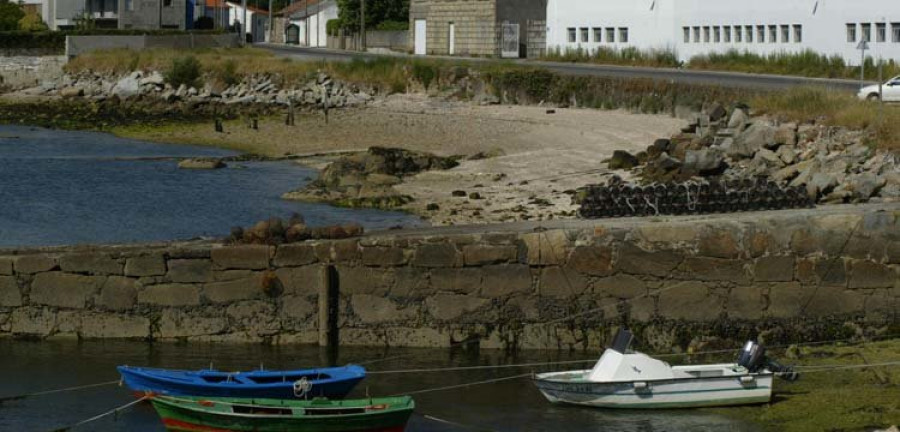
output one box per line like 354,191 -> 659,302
534,369 -> 773,409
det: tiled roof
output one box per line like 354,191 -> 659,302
277,0 -> 321,17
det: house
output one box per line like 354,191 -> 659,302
546,0 -> 900,66
197,0 -> 230,29
42,0 -> 120,30
118,0 -> 193,30
41,0 -> 193,30
226,1 -> 269,42
279,0 -> 338,48
409,0 -> 547,58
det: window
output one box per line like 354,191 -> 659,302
847,23 -> 857,42
735,26 -> 742,42
567,28 -> 576,43
606,27 -> 615,43
580,27 -> 589,43
703,26 -> 710,42
769,25 -> 777,43
163,0 -> 172,6
781,25 -> 790,42
693,26 -> 700,43
714,26 -> 720,42
893,23 -> 900,42
745,25 -> 753,43
758,25 -> 765,43
861,23 -> 871,41
593,27 -> 603,42
876,23 -> 886,42
619,28 -> 628,43
794,24 -> 802,43
724,26 -> 731,43
683,27 -> 690,43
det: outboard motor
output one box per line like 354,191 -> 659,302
737,341 -> 799,382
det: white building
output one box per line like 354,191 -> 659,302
226,1 -> 269,43
280,0 -> 338,48
546,0 -> 900,66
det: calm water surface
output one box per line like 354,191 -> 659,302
0,340 -> 758,432
0,125 -> 422,248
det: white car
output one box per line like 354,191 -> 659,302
858,75 -> 900,102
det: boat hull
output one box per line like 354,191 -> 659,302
534,371 -> 773,409
119,365 -> 365,400
150,396 -> 414,432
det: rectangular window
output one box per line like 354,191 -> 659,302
735,26 -> 742,42
876,23 -> 886,42
847,23 -> 857,42
567,28 -> 576,43
758,25 -> 765,43
781,25 -> 790,42
683,27 -> 690,43
619,28 -> 629,43
703,26 -> 710,43
794,24 -> 802,43
593,27 -> 603,42
745,25 -> 753,43
724,26 -> 731,43
893,23 -> 900,42
714,26 -> 721,43
606,27 -> 615,43
861,23 -> 871,41
693,26 -> 700,43
580,27 -> 589,43
769,25 -> 777,43
163,0 -> 172,6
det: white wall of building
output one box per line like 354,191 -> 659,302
226,2 -> 269,42
547,0 -> 900,66
286,1 -> 337,48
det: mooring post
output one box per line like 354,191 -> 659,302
318,265 -> 339,348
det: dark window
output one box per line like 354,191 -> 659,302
580,27 -> 589,42
619,27 -> 628,43
794,24 -> 802,43
745,25 -> 753,43
163,0 -> 172,6
769,25 -> 777,43
683,27 -> 690,43
781,25 -> 790,42
757,25 -> 765,43
606,27 -> 615,43
861,23 -> 871,41
876,23 -> 886,42
567,28 -> 576,43
847,23 -> 857,42
724,26 -> 731,43
593,27 -> 602,42
893,23 -> 900,42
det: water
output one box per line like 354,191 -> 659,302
0,125 -> 422,248
0,340 -> 758,432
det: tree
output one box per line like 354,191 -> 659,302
0,0 -> 26,31
18,11 -> 48,32
336,0 -> 408,32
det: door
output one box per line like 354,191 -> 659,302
414,19 -> 427,55
448,22 -> 455,55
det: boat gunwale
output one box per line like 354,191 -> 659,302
118,365 -> 366,389
151,395 -> 415,420
533,368 -> 774,386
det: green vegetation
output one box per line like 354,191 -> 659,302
335,0 -> 409,32
0,0 -> 24,31
542,46 -> 681,69
17,10 -> 48,32
164,56 -> 203,89
709,339 -> 900,431
691,49 -> 900,80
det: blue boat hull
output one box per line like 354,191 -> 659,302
118,365 -> 365,399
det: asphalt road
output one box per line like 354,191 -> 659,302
258,43 -> 869,92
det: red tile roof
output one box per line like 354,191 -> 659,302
277,0 -> 321,17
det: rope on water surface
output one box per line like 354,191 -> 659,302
391,373 -> 532,397
419,413 -> 499,432
46,395 -> 149,432
0,380 -> 120,403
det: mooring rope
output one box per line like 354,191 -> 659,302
0,380 -> 120,403
419,413 -> 499,432
791,360 -> 900,372
46,395 -> 148,432
392,373 -> 532,397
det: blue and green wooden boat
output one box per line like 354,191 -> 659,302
149,395 -> 415,432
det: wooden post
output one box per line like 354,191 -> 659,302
318,265 -> 339,348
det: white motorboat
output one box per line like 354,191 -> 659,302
533,330 -> 797,409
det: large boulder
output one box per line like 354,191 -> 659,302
725,121 -> 776,159
684,148 -> 726,175
607,150 -> 640,170
851,172 -> 886,199
139,71 -> 164,87
111,72 -> 142,98
727,107 -> 750,129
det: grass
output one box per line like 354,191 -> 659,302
708,338 -> 900,431
542,46 -> 681,69
690,49 -> 900,81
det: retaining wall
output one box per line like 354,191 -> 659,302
0,56 -> 67,90
0,204 -> 897,351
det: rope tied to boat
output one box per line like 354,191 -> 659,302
293,376 -> 313,398
0,380 -> 120,403
46,395 -> 149,432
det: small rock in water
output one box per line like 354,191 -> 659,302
178,158 -> 226,169
451,190 -> 467,197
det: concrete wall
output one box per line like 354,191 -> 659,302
0,56 -> 67,90
65,34 -> 241,57
546,0 -> 900,65
1,205 -> 896,351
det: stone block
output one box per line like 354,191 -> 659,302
849,260 -> 896,289
0,257 -> 12,275
392,267 -> 429,297
156,309 -> 227,338
30,272 -> 104,309
98,276 -> 137,311
482,265 -> 533,297
521,230 -> 569,265
803,286 -> 865,317
681,257 -> 749,283
753,256 -> 794,282
14,255 -> 57,274
887,241 -> 900,264
616,244 -> 682,277
699,230 -> 741,259
351,294 -> 417,324
767,282 -> 807,318
795,259 -> 817,284
425,294 -> 488,321
462,245 -> 516,266
274,244 -> 317,267
594,274 -> 646,298
275,266 -> 321,296
10,307 -> 56,336
226,301 -> 279,336
814,258 -> 848,287
166,259 -> 212,283
211,245 -> 271,270
0,276 -> 22,307
507,296 -> 541,321
566,246 -> 613,277
745,231 -> 774,258
203,274 -> 263,303
280,295 -> 316,322
657,281 -> 723,322
81,314 -> 149,338
628,296 -> 656,322
727,286 -> 766,320
124,255 -> 166,277
137,284 -> 201,307
332,240 -> 360,262
337,266 -> 393,295
638,225 -> 697,244
361,247 -> 407,266
59,253 -> 123,275
215,270 -> 254,281
430,267 -> 482,294
538,267 -> 587,298
412,243 -> 462,267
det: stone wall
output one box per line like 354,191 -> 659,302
410,0 -> 498,56
0,56 -> 67,90
1,204 -> 897,352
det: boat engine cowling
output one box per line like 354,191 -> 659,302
737,341 -> 799,382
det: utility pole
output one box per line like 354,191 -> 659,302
360,0 -> 366,51
242,0 -> 247,45
158,0 -> 163,29
268,0 -> 273,43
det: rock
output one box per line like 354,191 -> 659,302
124,255 -> 166,277
753,148 -> 784,167
704,102 -> 727,122
468,192 -> 482,200
807,172 -> 838,199
683,148 -> 725,174
776,145 -> 798,165
608,150 -> 640,170
727,107 -> 749,129
851,172 -> 885,199
451,190 -> 467,197
474,93 -> 500,105
656,152 -> 682,172
59,87 -> 84,98
727,122 -> 776,159
139,71 -> 164,86
111,74 -> 141,98
178,158 -> 226,169
774,123 -> 797,147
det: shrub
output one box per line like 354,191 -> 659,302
326,19 -> 341,36
165,56 -> 202,89
18,12 -> 48,32
376,20 -> 408,31
411,61 -> 438,89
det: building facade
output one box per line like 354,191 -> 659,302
42,0 -> 120,30
409,0 -> 547,57
546,0 -> 900,65
280,0 -> 338,48
225,1 -> 269,42
119,0 -> 192,30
